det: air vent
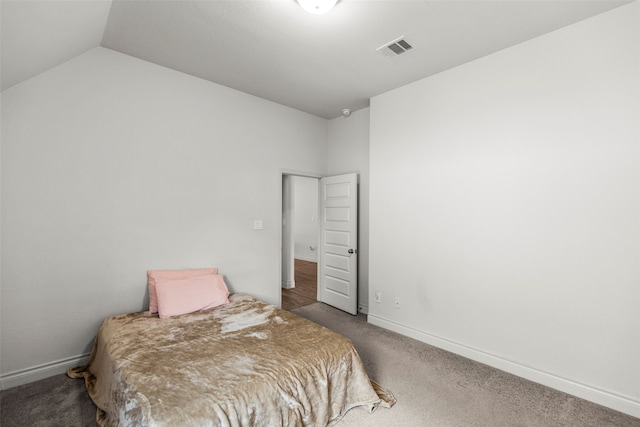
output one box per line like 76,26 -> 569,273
376,36 -> 414,57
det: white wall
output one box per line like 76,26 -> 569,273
281,175 -> 295,288
292,175 -> 318,262
369,3 -> 639,417
328,108 -> 370,312
1,47 -> 328,385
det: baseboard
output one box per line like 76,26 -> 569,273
281,280 -> 295,289
294,256 -> 317,263
368,314 -> 640,419
0,353 -> 91,390
358,304 -> 369,315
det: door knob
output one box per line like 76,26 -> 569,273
348,249 -> 358,254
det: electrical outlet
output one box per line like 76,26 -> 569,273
394,297 -> 401,309
375,291 -> 381,303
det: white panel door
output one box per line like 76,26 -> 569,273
319,173 -> 358,315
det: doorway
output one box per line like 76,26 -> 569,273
281,174 -> 319,311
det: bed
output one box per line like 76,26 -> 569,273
69,292 -> 395,426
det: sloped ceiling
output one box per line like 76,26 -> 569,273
0,1 -> 112,92
1,0 -> 632,119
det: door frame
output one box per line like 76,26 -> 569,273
279,170 -> 322,308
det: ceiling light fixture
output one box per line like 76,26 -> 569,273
297,0 -> 338,15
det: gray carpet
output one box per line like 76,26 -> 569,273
293,303 -> 640,427
1,302 -> 638,426
0,372 -> 96,426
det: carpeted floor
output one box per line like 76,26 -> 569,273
0,372 -> 96,426
1,302 -> 638,426
293,303 -> 640,427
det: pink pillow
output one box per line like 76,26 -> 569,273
155,274 -> 230,319
147,268 -> 218,313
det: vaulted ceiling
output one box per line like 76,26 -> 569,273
1,0 -> 631,118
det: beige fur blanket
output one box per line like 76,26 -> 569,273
69,293 -> 394,426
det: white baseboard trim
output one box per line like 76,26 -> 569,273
358,304 -> 369,315
281,280 -> 295,289
368,314 -> 640,419
294,256 -> 317,263
0,353 -> 91,390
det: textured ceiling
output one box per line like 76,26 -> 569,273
1,0 -> 631,118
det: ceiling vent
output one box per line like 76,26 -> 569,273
376,36 -> 414,57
